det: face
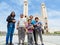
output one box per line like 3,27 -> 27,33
11,12 -> 15,17
28,20 -> 31,24
29,16 -> 33,20
35,19 -> 39,22
20,15 -> 23,18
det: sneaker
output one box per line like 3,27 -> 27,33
10,43 -> 14,45
18,43 -> 21,45
41,43 -> 44,45
6,43 -> 10,45
22,43 -> 24,45
35,43 -> 38,45
6,44 -> 8,45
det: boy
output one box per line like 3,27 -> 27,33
34,17 -> 44,45
26,19 -> 34,45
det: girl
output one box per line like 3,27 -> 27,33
6,11 -> 16,45
26,19 -> 34,45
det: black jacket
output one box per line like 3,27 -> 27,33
6,15 -> 15,23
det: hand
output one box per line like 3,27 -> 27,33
31,25 -> 34,28
26,29 -> 28,33
32,27 -> 34,29
25,30 -> 28,34
37,24 -> 40,26
16,26 -> 19,30
12,20 -> 16,22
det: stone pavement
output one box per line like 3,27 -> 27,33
0,35 -> 60,45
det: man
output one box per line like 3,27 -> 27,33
34,17 -> 44,45
6,11 -> 16,45
17,14 -> 26,45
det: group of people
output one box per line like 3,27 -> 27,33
6,11 -> 44,45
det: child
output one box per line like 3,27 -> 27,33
34,17 -> 44,45
26,19 -> 34,45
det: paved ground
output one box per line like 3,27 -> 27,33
0,35 -> 60,45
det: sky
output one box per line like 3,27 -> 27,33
0,0 -> 60,32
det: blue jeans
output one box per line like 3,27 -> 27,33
6,23 -> 15,44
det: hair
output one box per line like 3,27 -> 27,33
10,11 -> 15,17
28,19 -> 31,22
20,14 -> 24,16
29,15 -> 33,18
35,17 -> 39,20
25,16 -> 27,17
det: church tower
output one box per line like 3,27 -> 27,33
41,3 -> 48,33
23,0 -> 28,17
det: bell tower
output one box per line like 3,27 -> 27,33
23,0 -> 28,17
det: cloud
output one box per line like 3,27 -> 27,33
10,0 -> 23,6
0,2 -> 9,10
48,19 -> 60,32
0,2 -> 11,31
44,8 -> 60,31
47,8 -> 60,32
0,1 -> 19,32
47,8 -> 60,19
0,0 -> 60,32
48,19 -> 60,27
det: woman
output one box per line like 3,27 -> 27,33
16,14 -> 27,45
6,11 -> 16,45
